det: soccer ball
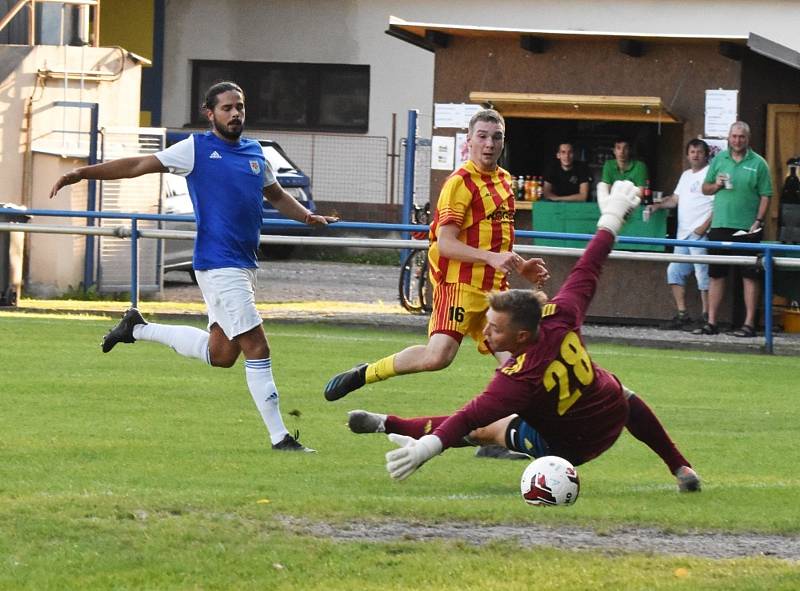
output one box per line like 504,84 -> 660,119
520,456 -> 580,506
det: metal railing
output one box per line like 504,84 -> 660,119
2,206 -> 800,353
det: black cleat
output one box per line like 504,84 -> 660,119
324,363 -> 368,401
101,308 -> 146,353
474,444 -> 530,461
272,431 -> 316,453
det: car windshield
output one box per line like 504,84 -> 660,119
262,145 -> 297,173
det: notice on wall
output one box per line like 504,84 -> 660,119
431,135 -> 455,170
434,103 -> 482,129
704,90 -> 738,138
455,133 -> 468,167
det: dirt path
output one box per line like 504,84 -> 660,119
279,516 -> 800,561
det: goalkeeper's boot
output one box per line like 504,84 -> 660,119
102,308 -> 146,353
674,466 -> 701,492
324,363 -> 368,401
272,431 -> 316,453
347,409 -> 386,433
474,444 -> 530,461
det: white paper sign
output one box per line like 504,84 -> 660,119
455,133 -> 468,167
704,90 -> 738,138
431,135 -> 455,170
434,103 -> 482,129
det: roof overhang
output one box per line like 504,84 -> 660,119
469,92 -> 680,123
386,17 -> 800,73
747,33 -> 800,71
386,16 -> 749,51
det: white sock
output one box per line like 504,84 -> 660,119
244,358 -> 289,444
132,323 -> 210,364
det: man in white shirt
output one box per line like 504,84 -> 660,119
652,139 -> 713,330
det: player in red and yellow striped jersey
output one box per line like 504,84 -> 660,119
324,109 -> 549,402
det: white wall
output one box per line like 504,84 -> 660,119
161,0 -> 800,140
0,46 -> 144,295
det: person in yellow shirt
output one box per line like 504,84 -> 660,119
324,109 -> 549,402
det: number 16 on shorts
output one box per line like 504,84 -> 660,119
448,306 -> 465,323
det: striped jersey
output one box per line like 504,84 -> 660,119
428,160 -> 516,292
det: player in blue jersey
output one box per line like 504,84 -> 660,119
49,81 -> 336,452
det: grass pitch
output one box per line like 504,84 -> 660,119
1,311 -> 798,589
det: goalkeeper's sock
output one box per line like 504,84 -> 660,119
365,354 -> 397,384
385,415 -> 448,438
244,358 -> 289,445
133,323 -> 211,364
625,394 -> 689,474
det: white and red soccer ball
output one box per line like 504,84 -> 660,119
520,456 -> 580,506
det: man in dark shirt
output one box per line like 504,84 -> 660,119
348,181 -> 701,493
542,142 -> 591,202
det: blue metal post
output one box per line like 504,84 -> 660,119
763,247 -> 774,354
54,100 -> 100,291
84,103 -> 99,291
401,110 -> 418,260
130,218 -> 139,308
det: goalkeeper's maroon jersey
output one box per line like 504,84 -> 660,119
433,229 -> 628,465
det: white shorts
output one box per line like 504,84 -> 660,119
195,267 -> 262,339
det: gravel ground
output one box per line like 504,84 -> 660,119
279,516 -> 800,561
163,260 -> 399,305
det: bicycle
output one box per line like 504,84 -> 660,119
398,202 -> 432,314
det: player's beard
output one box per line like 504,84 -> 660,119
214,118 -> 243,141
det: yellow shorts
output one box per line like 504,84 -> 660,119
428,282 -> 493,355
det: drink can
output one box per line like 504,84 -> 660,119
721,173 -> 733,190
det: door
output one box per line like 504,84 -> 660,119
766,104 -> 800,239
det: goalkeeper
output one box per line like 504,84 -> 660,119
348,181 -> 701,492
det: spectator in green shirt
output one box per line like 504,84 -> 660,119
600,138 -> 649,189
693,121 -> 772,338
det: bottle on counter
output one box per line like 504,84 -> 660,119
535,176 -> 543,201
642,179 -> 652,205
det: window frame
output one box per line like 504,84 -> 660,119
191,60 -> 370,133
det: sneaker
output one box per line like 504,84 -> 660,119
324,363 -> 368,401
660,311 -> 692,330
347,409 -> 386,433
474,444 -> 530,461
674,466 -> 701,492
101,308 -> 146,353
272,431 -> 316,453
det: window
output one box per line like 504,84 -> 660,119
191,61 -> 369,133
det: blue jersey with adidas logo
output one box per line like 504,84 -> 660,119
156,131 -> 274,270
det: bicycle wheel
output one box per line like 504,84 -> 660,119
399,249 -> 428,314
418,257 -> 432,314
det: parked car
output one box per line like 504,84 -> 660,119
161,136 -> 316,280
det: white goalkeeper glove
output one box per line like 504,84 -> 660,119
597,180 -> 641,237
385,433 -> 443,480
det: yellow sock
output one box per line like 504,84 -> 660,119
365,354 -> 397,384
